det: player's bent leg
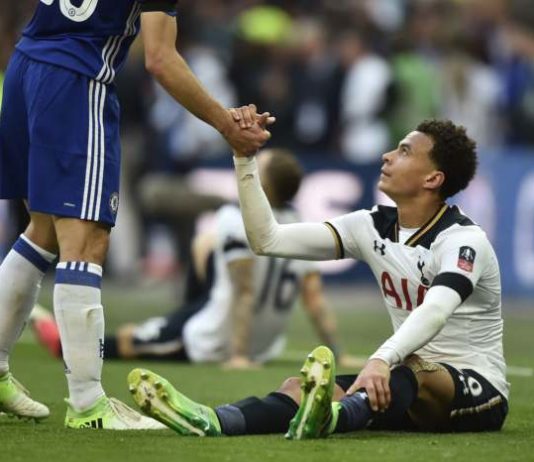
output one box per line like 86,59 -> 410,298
286,345 -> 337,440
406,358 -> 508,432
403,355 -> 455,431
0,212 -> 57,420
127,368 -> 221,436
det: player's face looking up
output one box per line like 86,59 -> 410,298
378,131 -> 445,203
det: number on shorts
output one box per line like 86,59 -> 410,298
467,377 -> 483,397
41,0 -> 99,23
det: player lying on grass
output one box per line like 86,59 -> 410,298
32,150 -> 356,369
127,117 -> 508,437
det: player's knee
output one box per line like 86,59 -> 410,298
402,355 -> 452,401
277,377 -> 301,403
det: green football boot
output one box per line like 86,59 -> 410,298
286,345 -> 338,440
65,395 -> 166,430
0,372 -> 49,420
127,368 -> 222,437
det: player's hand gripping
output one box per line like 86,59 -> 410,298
346,358 -> 391,412
226,104 -> 276,157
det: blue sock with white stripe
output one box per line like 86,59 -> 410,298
0,235 -> 56,375
54,261 -> 106,410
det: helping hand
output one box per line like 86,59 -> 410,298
224,104 -> 276,157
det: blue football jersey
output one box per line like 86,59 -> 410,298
17,0 -> 176,84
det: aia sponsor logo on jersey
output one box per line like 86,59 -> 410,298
458,246 -> 476,272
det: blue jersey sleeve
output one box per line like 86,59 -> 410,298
139,0 -> 178,14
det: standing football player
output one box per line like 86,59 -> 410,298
0,1 -> 269,428
128,117 -> 509,437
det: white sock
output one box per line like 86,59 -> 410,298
54,262 -> 106,410
0,235 -> 56,375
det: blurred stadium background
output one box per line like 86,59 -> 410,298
1,0 -> 534,297
1,1 -> 534,460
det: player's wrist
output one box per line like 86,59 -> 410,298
368,353 -> 393,368
213,108 -> 234,138
233,155 -> 256,167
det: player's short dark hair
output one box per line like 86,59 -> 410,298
263,149 -> 303,206
416,119 -> 478,200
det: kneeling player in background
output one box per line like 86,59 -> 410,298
32,150 -> 355,369
126,117 -> 508,437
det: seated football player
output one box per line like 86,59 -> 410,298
32,150 -> 354,369
126,117 -> 508,437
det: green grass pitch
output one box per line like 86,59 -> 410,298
2,282 -> 533,462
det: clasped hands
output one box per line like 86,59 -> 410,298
223,104 -> 276,157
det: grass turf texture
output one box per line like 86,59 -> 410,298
2,282 -> 533,462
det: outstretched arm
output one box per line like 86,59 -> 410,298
233,156 -> 340,261
140,11 -> 269,155
224,258 -> 258,370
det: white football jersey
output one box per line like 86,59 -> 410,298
183,204 -> 315,363
328,204 -> 509,398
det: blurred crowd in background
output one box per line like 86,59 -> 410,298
1,0 -> 533,281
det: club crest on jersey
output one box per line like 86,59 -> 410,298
417,258 -> 430,286
373,240 -> 386,256
109,192 -> 119,214
458,246 -> 476,272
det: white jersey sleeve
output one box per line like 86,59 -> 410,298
327,209 -> 373,261
234,156 -> 338,261
370,285 -> 462,365
216,204 -> 254,263
430,226 -> 493,301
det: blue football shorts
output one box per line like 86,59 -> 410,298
0,50 -> 121,226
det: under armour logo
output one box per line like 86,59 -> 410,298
417,258 -> 430,286
374,240 -> 386,256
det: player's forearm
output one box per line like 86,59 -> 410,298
142,12 -> 232,135
370,286 -> 461,365
149,52 -> 231,135
307,303 -> 339,354
233,156 -> 337,261
230,292 -> 255,358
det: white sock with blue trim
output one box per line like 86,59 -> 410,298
0,235 -> 56,375
54,261 -> 106,410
